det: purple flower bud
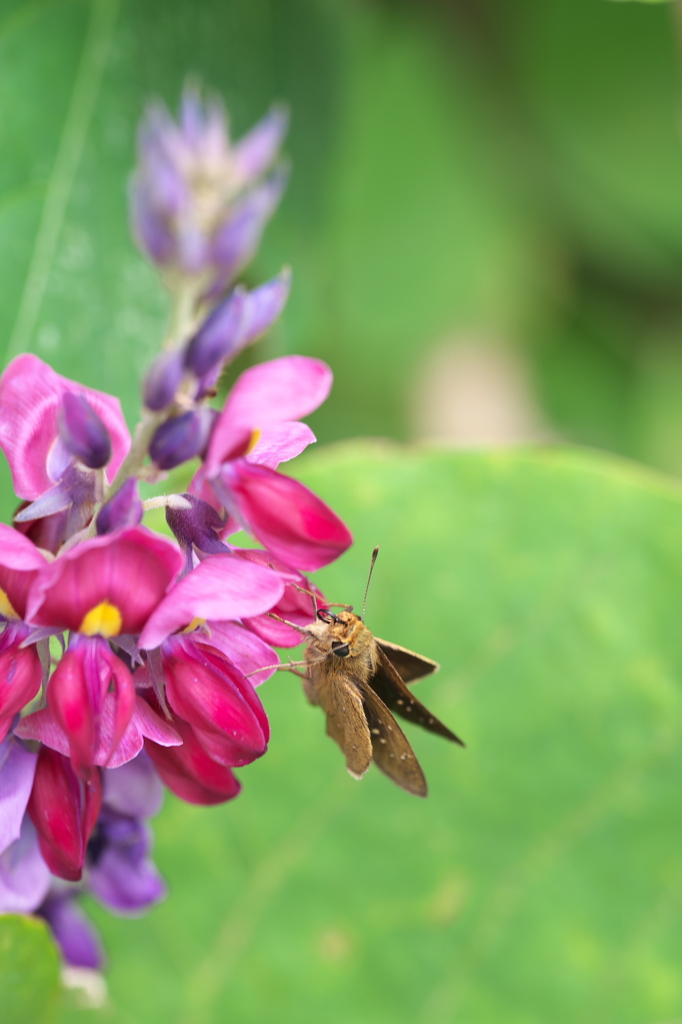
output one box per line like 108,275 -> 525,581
232,105 -> 290,183
240,269 -> 291,348
39,890 -> 104,969
96,479 -> 143,535
58,392 -> 112,469
149,409 -> 213,470
184,288 -> 246,379
143,351 -> 185,411
130,85 -> 288,287
166,493 -> 228,557
210,167 -> 289,289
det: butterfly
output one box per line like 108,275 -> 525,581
288,549 -> 464,796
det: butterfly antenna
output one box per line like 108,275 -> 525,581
361,546 -> 380,622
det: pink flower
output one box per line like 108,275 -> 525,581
137,550 -> 284,649
26,526 -> 182,635
236,548 -> 324,647
192,356 -> 352,570
0,355 -> 130,501
24,527 -> 182,776
204,355 -> 331,474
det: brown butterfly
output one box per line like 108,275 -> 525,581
284,549 -> 464,797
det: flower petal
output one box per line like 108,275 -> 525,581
16,695 -> 181,769
205,356 -> 331,472
0,525 -> 50,620
245,421 -> 316,470
103,751 -> 164,819
0,354 -> 130,499
221,461 -> 353,571
163,643 -> 267,761
138,552 -> 283,650
40,891 -> 104,968
0,737 -> 38,855
200,622 -> 278,684
27,526 -> 182,634
27,747 -> 102,882
0,817 -> 50,913
144,714 -> 241,806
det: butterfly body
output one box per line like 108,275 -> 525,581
301,607 -> 464,797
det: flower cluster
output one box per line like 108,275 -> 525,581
0,86 -> 351,969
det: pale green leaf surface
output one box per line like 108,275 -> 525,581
0,914 -> 61,1024
66,442 -> 682,1024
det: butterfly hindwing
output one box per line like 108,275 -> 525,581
359,682 -> 428,797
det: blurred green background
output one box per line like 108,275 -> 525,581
2,0 -> 682,1021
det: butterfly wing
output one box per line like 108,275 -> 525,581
307,663 -> 373,780
369,647 -> 465,746
375,639 -> 439,683
359,683 -> 428,797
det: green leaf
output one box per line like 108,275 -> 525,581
81,442 -> 682,1024
0,914 -> 61,1024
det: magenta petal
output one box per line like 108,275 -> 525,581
205,356 -> 331,471
163,645 -> 267,758
17,697 -> 181,769
0,525 -> 50,573
14,707 -> 69,756
144,714 -> 242,806
138,552 -> 283,649
0,737 -> 38,854
47,648 -> 96,777
27,746 -> 102,882
104,652 -> 136,766
0,641 -> 42,722
246,421 -> 316,470
27,526 -> 183,634
200,622 -> 279,685
223,461 -> 353,571
0,354 -> 131,499
0,526 -> 50,620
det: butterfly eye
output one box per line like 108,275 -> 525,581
331,641 -> 350,658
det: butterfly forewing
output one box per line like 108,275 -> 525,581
370,648 -> 465,746
307,662 -> 373,780
360,682 -> 428,797
375,639 -> 439,684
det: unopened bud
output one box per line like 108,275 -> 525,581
143,351 -> 184,411
58,393 -> 112,469
165,493 -> 227,555
96,479 -> 143,535
149,409 -> 213,470
184,288 -> 246,379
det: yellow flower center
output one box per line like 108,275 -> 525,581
245,428 -> 262,454
0,587 -> 18,620
79,600 -> 123,637
181,617 -> 206,634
